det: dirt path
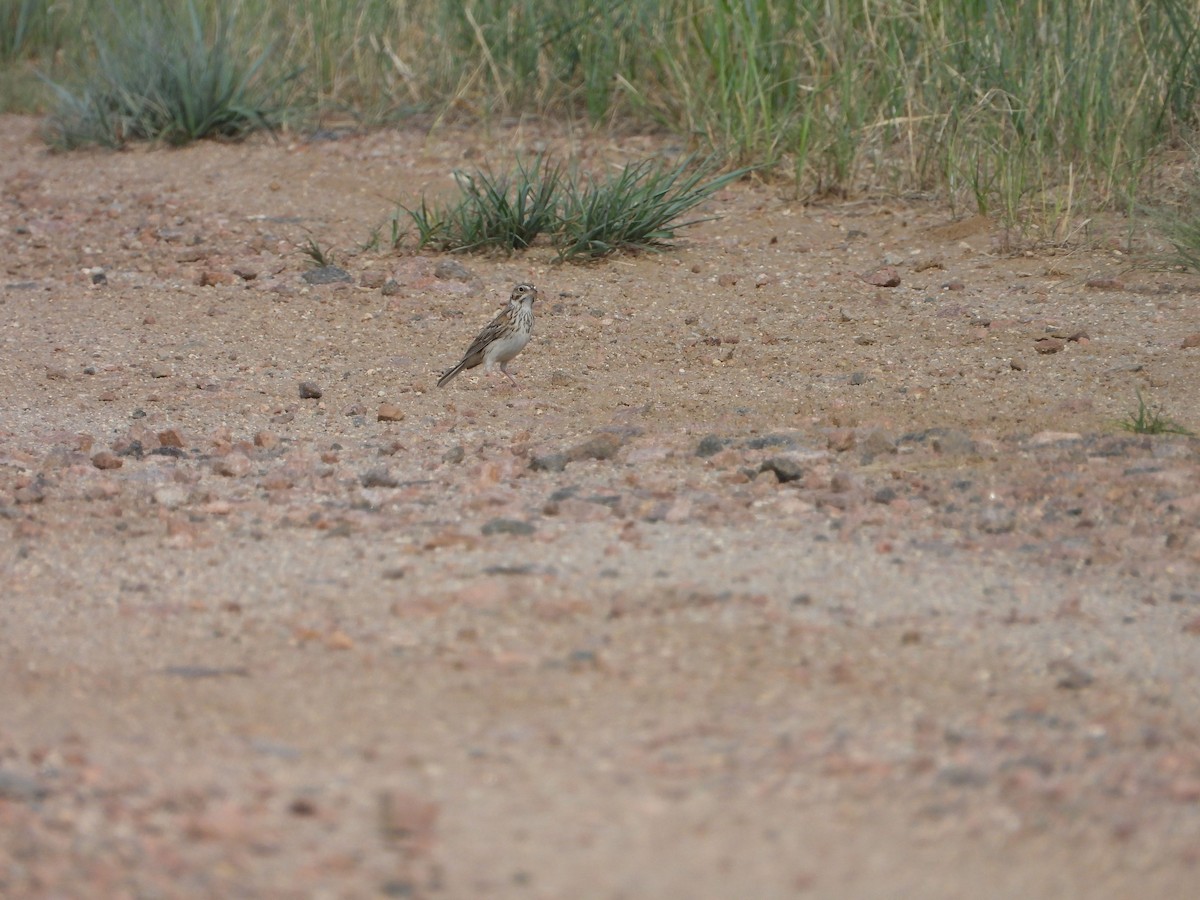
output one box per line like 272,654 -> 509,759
2,116 -> 1200,898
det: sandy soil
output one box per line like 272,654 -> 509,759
2,114 -> 1200,898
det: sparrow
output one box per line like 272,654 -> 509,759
437,282 -> 538,388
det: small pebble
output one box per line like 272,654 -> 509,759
91,451 -> 123,470
481,518 -> 537,536
862,266 -> 901,287
377,403 -> 405,422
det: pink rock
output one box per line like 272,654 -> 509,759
862,266 -> 901,287
213,453 -> 251,477
378,403 -> 406,422
91,450 -> 123,470
1034,337 -> 1065,354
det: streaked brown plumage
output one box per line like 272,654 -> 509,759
437,282 -> 538,388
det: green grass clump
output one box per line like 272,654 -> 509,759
1119,390 -> 1193,436
394,155 -> 745,260
398,155 -> 563,253
555,156 -> 748,259
41,0 -> 290,149
300,235 -> 337,268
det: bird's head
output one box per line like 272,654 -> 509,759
511,282 -> 538,306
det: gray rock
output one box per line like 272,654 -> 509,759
695,434 -> 727,457
434,259 -> 475,281
530,452 -> 569,473
570,433 -> 623,462
481,518 -> 536,536
859,429 -> 897,459
302,266 -> 353,285
760,455 -> 805,483
743,434 -> 795,450
361,467 -> 399,488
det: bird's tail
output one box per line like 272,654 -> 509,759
437,361 -> 467,388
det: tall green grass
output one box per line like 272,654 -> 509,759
7,0 -> 1200,229
40,1 -> 291,148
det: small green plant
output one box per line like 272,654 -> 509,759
397,155 -> 562,253
555,155 -> 751,259
300,235 -> 337,268
360,224 -> 383,253
1119,390 -> 1194,436
41,0 -> 289,149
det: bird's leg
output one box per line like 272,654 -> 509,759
498,363 -> 520,389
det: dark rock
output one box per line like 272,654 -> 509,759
483,563 -> 536,575
530,452 -> 569,473
299,381 -> 323,399
570,433 -> 623,462
481,518 -> 536,536
114,439 -> 144,458
760,455 -> 805,483
1050,659 -> 1094,690
442,445 -> 465,464
695,434 -> 728,457
743,434 -> 794,450
361,467 -> 400,488
302,266 -> 353,285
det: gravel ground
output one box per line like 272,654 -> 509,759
2,115 -> 1200,898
